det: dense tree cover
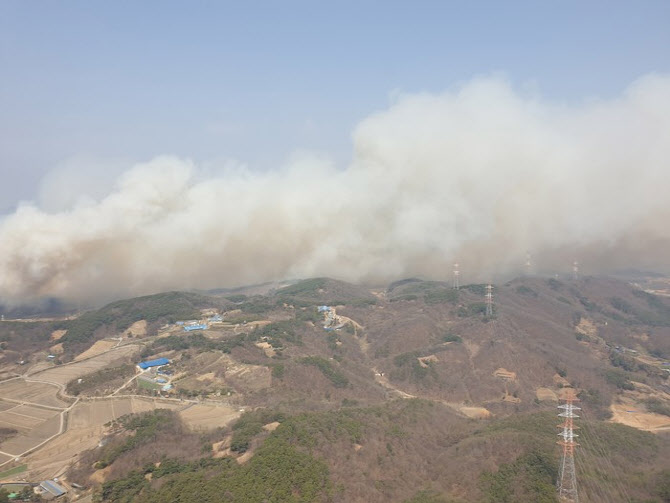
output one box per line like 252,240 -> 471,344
275,278 -> 377,308
59,291 -> 206,348
386,280 -> 459,305
95,410 -> 178,468
100,432 -> 332,502
603,368 -> 635,390
479,451 -> 558,503
66,363 -> 135,396
276,279 -> 329,297
230,409 -> 286,453
645,397 -> 670,417
89,402 -> 669,503
141,332 -> 246,358
250,321 -> 303,348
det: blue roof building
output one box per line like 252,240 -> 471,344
184,324 -> 207,332
138,357 -> 170,369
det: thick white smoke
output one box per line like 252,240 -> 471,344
2,74 -> 670,304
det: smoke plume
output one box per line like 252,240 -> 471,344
2,74 -> 670,304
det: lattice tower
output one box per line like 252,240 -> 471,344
557,395 -> 580,502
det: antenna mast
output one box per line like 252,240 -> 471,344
557,394 -> 580,502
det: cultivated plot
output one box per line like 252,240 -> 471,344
68,397 -> 181,429
30,345 -> 139,385
0,413 -> 60,456
0,380 -> 69,408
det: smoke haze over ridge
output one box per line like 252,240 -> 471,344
2,74 -> 670,304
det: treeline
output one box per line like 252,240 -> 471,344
66,363 -> 136,396
230,409 -> 286,453
95,410 -> 180,468
58,291 -> 207,348
100,433 -> 332,503
140,332 -> 246,358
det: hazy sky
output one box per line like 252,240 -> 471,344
1,1 -> 669,213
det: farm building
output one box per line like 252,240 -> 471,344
40,480 -> 67,498
138,357 -> 170,370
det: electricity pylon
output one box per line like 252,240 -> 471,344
557,394 -> 580,502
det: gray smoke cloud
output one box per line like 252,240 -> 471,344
2,74 -> 670,304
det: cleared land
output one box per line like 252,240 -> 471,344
178,403 -> 240,430
535,387 -> 558,402
459,406 -> 492,419
75,340 -> 119,361
126,320 -> 147,337
610,397 -> 670,432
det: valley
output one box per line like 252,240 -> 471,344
0,275 -> 669,501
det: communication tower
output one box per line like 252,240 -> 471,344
557,394 -> 580,502
453,263 -> 460,290
485,284 -> 493,317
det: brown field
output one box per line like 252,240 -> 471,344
536,387 -> 558,402
178,403 -> 240,430
30,345 -> 139,385
126,320 -> 147,337
49,343 -> 64,354
610,400 -> 670,432
0,412 -> 60,456
0,401 -> 16,412
459,406 -> 492,419
0,380 -> 69,408
0,406 -> 55,430
50,330 -> 67,341
74,340 -> 118,361
69,397 -> 182,429
16,397 -> 238,481
575,317 -> 598,337
20,397 -> 185,480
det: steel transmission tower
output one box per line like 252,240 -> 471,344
557,395 -> 580,502
453,263 -> 460,290
485,284 -> 493,317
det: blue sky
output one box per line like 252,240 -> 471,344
1,1 -> 669,212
